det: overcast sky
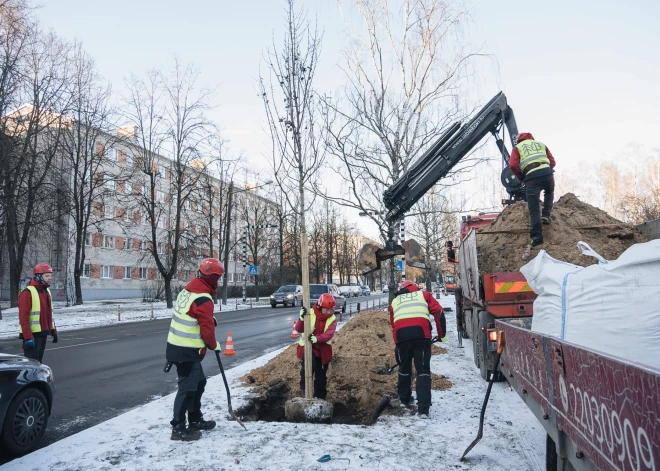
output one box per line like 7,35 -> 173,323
35,0 -> 660,239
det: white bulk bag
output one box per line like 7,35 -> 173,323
520,240 -> 660,370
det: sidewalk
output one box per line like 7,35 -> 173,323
0,295 -> 546,471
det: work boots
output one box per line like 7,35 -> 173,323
542,216 -> 551,225
188,412 -> 216,431
170,424 -> 201,441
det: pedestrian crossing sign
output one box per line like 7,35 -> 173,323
249,265 -> 259,275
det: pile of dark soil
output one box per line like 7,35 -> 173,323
239,310 -> 452,424
477,193 -> 647,273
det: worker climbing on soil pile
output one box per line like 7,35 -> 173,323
509,132 -> 556,248
389,280 -> 446,419
295,293 -> 337,399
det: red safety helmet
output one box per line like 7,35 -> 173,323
33,263 -> 53,275
198,258 -> 225,277
398,280 -> 419,292
317,293 -> 336,310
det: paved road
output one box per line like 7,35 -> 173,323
0,294 -> 386,463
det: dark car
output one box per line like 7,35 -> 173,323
270,284 -> 303,308
309,284 -> 346,314
0,354 -> 55,456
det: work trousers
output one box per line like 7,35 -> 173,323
526,174 -> 555,242
171,361 -> 207,426
396,338 -> 432,415
299,355 -> 328,400
23,335 -> 48,363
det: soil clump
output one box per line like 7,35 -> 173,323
239,309 -> 452,424
477,193 -> 647,273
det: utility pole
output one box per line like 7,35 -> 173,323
221,181 -> 233,305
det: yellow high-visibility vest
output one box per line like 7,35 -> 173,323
516,139 -> 550,177
299,310 -> 335,346
392,290 -> 430,323
166,289 -> 211,349
18,286 -> 53,334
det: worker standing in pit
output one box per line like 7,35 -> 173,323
509,132 -> 556,248
389,280 -> 446,419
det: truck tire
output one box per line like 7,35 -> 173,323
546,434 -> 558,471
478,311 -> 505,382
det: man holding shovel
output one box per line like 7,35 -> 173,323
295,293 -> 337,399
389,280 -> 446,419
166,258 -> 224,441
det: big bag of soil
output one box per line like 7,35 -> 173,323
520,239 -> 660,371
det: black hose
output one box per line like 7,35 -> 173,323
370,395 -> 391,425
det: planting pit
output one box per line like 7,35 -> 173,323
236,310 -> 452,425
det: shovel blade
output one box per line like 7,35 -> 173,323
460,433 -> 482,461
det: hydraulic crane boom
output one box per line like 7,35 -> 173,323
383,92 -> 522,225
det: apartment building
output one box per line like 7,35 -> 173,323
0,123 -> 279,302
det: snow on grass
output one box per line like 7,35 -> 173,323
0,298 -> 272,340
1,294 -> 546,470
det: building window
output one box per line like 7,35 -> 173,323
123,266 -> 131,279
157,242 -> 165,254
103,235 -> 115,249
124,238 -> 133,251
101,265 -> 113,279
85,232 -> 92,246
157,190 -> 166,202
228,272 -> 234,282
126,154 -> 134,167
157,217 -> 165,229
140,241 -> 148,252
125,182 -> 133,194
139,267 -> 148,280
104,205 -> 115,219
155,270 -> 162,281
104,178 -> 116,190
82,263 -> 91,278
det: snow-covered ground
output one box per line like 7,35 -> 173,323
1,295 -> 546,471
0,297 -> 273,340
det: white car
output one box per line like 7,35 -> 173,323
349,285 -> 361,297
339,285 -> 353,297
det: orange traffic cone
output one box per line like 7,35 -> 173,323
290,322 -> 299,338
223,332 -> 236,356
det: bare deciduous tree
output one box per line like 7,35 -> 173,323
123,60 -> 215,308
322,0 -> 482,295
260,0 -> 324,309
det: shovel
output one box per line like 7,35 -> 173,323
214,350 -> 248,431
460,332 -> 505,461
375,337 -> 443,375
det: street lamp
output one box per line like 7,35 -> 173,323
220,179 -> 273,305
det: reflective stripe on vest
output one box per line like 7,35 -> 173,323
516,139 -> 550,176
298,311 -> 336,347
166,289 -> 211,349
18,286 -> 53,334
392,290 -> 430,323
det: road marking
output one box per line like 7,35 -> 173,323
48,339 -> 116,350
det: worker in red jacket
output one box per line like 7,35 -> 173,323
166,258 -> 224,441
295,293 -> 337,399
389,280 -> 446,418
509,132 -> 556,247
19,263 -> 58,363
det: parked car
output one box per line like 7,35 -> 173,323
382,285 -> 389,293
270,285 -> 303,308
360,285 -> 371,296
349,285 -> 361,297
309,284 -> 346,314
338,285 -> 353,298
0,354 -> 55,456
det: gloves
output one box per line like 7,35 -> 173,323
52,332 -> 58,344
440,336 -> 448,343
213,316 -> 218,327
23,338 -> 35,349
299,306 -> 307,321
308,334 -> 317,344
214,341 -> 222,351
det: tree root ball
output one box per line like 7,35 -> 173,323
284,397 -> 333,423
